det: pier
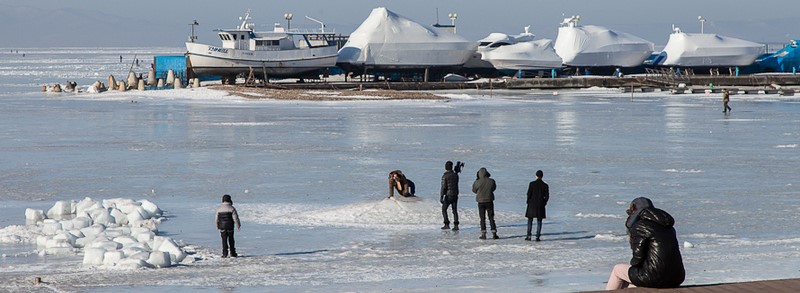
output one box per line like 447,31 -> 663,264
241,75 -> 800,94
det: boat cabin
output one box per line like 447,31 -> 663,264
214,10 -> 335,52
217,29 -> 295,51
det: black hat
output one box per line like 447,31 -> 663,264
445,161 -> 453,171
222,194 -> 232,203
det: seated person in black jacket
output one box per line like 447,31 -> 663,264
606,197 -> 685,290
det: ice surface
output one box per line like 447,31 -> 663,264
1,48 -> 800,292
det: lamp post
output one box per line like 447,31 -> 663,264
448,13 -> 458,34
697,16 -> 705,34
284,13 -> 293,31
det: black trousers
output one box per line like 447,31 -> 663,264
442,196 -> 459,225
478,202 -> 497,232
221,230 -> 237,256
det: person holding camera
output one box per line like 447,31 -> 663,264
440,161 -> 460,230
388,170 -> 415,198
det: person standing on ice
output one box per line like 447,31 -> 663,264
605,197 -> 685,290
388,170 -> 415,198
440,161 -> 459,230
525,170 -> 549,241
472,167 -> 498,239
215,194 -> 241,258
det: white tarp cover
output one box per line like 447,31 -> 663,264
337,7 -> 477,67
481,39 -> 563,70
554,25 -> 654,67
659,32 -> 764,66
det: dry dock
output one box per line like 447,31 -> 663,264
248,75 -> 800,93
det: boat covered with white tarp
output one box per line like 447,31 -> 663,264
554,16 -> 654,67
654,28 -> 765,67
337,7 -> 477,73
481,39 -> 563,71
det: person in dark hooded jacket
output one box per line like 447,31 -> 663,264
606,197 -> 685,290
472,167 -> 498,239
215,194 -> 241,258
440,161 -> 459,230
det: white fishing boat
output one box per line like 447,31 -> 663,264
654,26 -> 765,67
185,10 -> 339,81
554,15 -> 654,68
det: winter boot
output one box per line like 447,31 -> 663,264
479,231 -> 487,240
452,223 -> 459,231
491,230 -> 499,239
441,223 -> 450,230
525,236 -> 532,241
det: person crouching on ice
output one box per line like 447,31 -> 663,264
216,194 -> 241,258
388,170 -> 415,198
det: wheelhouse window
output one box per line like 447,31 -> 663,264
256,40 -> 280,46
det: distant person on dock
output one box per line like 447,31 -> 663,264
605,197 -> 684,290
472,167 -> 498,240
440,161 -> 461,230
120,55 -> 122,63
525,170 -> 549,241
389,170 -> 415,198
722,89 -> 732,113
215,194 -> 241,258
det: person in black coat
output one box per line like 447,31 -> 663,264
440,161 -> 459,230
606,197 -> 685,290
525,170 -> 549,241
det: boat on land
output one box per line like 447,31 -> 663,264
480,30 -> 563,74
462,27 -> 538,75
336,7 -> 477,78
185,10 -> 339,82
653,26 -> 765,67
554,15 -> 654,68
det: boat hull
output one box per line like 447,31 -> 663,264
186,42 -> 338,78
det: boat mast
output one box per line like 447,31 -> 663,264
238,9 -> 253,30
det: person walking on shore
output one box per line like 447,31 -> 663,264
472,167 -> 498,239
722,89 -> 732,113
215,194 -> 241,258
440,161 -> 459,230
526,170 -> 549,241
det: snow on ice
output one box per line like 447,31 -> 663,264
5,197 -> 186,269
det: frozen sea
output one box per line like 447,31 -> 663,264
1,48 -> 800,292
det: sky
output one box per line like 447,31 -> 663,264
1,0 -> 797,48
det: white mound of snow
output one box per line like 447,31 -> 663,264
4,197 -> 188,269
